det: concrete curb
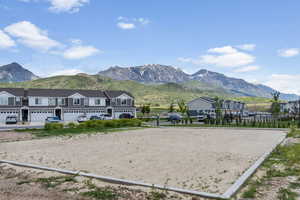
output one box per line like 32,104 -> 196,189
0,160 -> 225,199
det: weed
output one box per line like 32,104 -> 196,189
277,188 -> 298,200
289,182 -> 300,189
242,180 -> 261,198
81,187 -> 118,200
146,190 -> 167,200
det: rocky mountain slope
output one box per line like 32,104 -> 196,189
99,65 -> 298,101
99,64 -> 190,83
0,63 -> 39,82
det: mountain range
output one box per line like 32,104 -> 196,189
98,64 -> 298,101
0,62 -> 297,103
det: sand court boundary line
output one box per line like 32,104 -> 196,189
0,159 -> 225,199
0,130 -> 287,199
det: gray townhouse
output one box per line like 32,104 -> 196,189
187,97 -> 245,116
280,101 -> 300,114
0,88 -> 136,123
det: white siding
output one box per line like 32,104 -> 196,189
29,97 -> 49,106
88,98 -> 106,106
0,92 -> 15,106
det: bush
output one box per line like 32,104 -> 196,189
77,119 -> 142,130
45,123 -> 64,130
66,122 -> 77,129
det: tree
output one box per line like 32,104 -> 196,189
141,104 -> 151,116
169,101 -> 175,113
177,99 -> 187,115
271,92 -> 281,119
214,97 -> 224,123
177,99 -> 188,124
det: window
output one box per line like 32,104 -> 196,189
0,97 -> 8,105
49,98 -> 56,106
95,98 -> 101,105
58,98 -> 65,106
121,99 -> 127,105
73,98 -> 80,105
35,98 -> 42,105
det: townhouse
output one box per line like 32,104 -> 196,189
280,101 -> 300,114
187,97 -> 245,116
0,88 -> 136,123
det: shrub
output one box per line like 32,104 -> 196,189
66,122 -> 77,129
45,123 -> 64,130
78,119 -> 142,130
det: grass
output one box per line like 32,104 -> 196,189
242,180 -> 262,198
146,190 -> 167,200
278,188 -> 298,200
241,128 -> 300,199
81,188 -> 118,200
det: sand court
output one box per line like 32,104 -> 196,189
0,128 -> 286,195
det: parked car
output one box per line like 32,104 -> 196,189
168,113 -> 182,122
198,114 -> 207,122
45,116 -> 61,124
5,116 -> 18,124
119,113 -> 134,119
99,114 -> 113,120
77,115 -> 89,123
90,115 -> 102,120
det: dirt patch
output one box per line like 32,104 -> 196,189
0,165 -> 89,200
0,131 -> 32,143
0,164 -> 202,200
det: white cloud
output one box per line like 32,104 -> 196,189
234,65 -> 260,73
237,44 -> 256,51
179,46 -> 255,68
63,45 -> 100,59
4,21 -> 61,51
117,16 -> 150,30
18,0 -> 89,13
0,30 -> 16,48
208,46 -> 237,54
48,69 -> 84,77
278,48 -> 299,57
117,22 -> 136,30
69,38 -> 82,45
49,0 -> 89,13
135,18 -> 150,25
265,74 -> 300,95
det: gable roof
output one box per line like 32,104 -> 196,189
104,90 -> 134,98
27,88 -> 106,98
0,88 -> 24,96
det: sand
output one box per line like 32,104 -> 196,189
0,128 -> 286,194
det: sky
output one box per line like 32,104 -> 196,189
0,0 -> 300,94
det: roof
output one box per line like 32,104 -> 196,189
188,96 -> 245,105
27,88 -> 106,98
104,90 -> 134,98
0,88 -> 25,96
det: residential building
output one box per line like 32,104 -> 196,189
187,97 -> 245,116
280,101 -> 300,114
0,88 -> 136,123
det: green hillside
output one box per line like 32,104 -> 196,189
0,74 -> 271,107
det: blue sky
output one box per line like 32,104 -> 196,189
0,0 -> 300,94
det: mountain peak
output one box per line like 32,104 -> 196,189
0,63 -> 39,82
99,64 -> 189,83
